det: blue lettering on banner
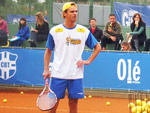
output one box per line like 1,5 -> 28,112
122,9 -> 138,26
114,2 -> 150,27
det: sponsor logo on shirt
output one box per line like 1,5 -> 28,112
66,35 -> 81,46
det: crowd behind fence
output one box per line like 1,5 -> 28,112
1,0 -> 150,49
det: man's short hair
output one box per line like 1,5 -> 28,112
109,14 -> 116,17
62,2 -> 77,18
89,18 -> 96,23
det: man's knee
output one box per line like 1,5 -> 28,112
69,99 -> 78,106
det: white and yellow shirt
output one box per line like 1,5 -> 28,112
46,24 -> 98,79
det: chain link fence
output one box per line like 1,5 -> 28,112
0,0 -> 150,39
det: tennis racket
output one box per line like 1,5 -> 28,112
37,78 -> 57,111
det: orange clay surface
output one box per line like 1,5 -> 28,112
0,92 -> 130,113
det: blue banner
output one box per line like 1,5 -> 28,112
114,2 -> 150,27
7,14 -> 49,23
0,48 -> 150,91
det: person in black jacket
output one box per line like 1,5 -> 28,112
89,18 -> 103,43
30,12 -> 49,47
126,13 -> 146,51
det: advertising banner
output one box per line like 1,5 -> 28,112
0,48 -> 150,91
114,2 -> 150,27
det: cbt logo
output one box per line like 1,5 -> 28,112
117,59 -> 141,84
122,9 -> 138,26
0,51 -> 18,80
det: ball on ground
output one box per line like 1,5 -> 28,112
106,101 -> 110,106
128,102 -> 135,108
3,99 -> 7,103
20,91 -> 24,94
144,98 -> 148,102
88,95 -> 92,98
84,96 -> 87,99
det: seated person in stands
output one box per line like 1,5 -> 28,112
126,13 -> 146,52
0,14 -> 9,36
89,18 -> 103,43
0,14 -> 9,46
30,12 -> 49,47
101,14 -> 123,50
121,41 -> 133,51
10,17 -> 30,47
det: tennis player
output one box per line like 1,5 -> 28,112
43,2 -> 101,113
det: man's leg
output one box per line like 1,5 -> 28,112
47,99 -> 60,113
67,79 -> 84,113
69,99 -> 78,113
101,36 -> 109,49
49,78 -> 67,113
114,35 -> 123,50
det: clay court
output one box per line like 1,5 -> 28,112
0,90 -> 130,113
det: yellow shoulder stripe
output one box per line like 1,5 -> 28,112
77,28 -> 85,32
55,28 -> 63,32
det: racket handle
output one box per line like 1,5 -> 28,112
45,78 -> 49,86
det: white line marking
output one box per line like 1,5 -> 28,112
0,106 -> 107,113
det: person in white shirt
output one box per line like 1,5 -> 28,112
43,2 -> 101,113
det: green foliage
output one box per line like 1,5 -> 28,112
0,0 -> 47,19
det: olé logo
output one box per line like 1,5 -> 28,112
0,51 -> 18,80
122,9 -> 138,26
117,59 -> 141,84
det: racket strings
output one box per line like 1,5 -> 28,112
37,92 -> 57,110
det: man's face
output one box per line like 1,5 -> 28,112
90,20 -> 96,28
64,6 -> 78,23
109,16 -> 116,23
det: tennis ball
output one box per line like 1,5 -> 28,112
84,96 -> 87,99
136,106 -> 142,113
142,104 -> 146,112
136,99 -> 142,106
142,101 -> 147,106
20,91 -> 24,94
144,98 -> 148,102
3,99 -> 7,103
131,106 -> 136,113
106,101 -> 110,106
128,102 -> 135,108
88,95 -> 92,98
147,101 -> 150,108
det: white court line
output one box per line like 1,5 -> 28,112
0,106 -> 37,110
0,106 -> 107,113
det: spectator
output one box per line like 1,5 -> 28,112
126,13 -> 146,52
30,12 -> 49,47
101,14 -> 123,50
0,14 -> 9,36
89,18 -> 103,42
9,17 -> 30,47
43,2 -> 101,113
121,41 -> 133,51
